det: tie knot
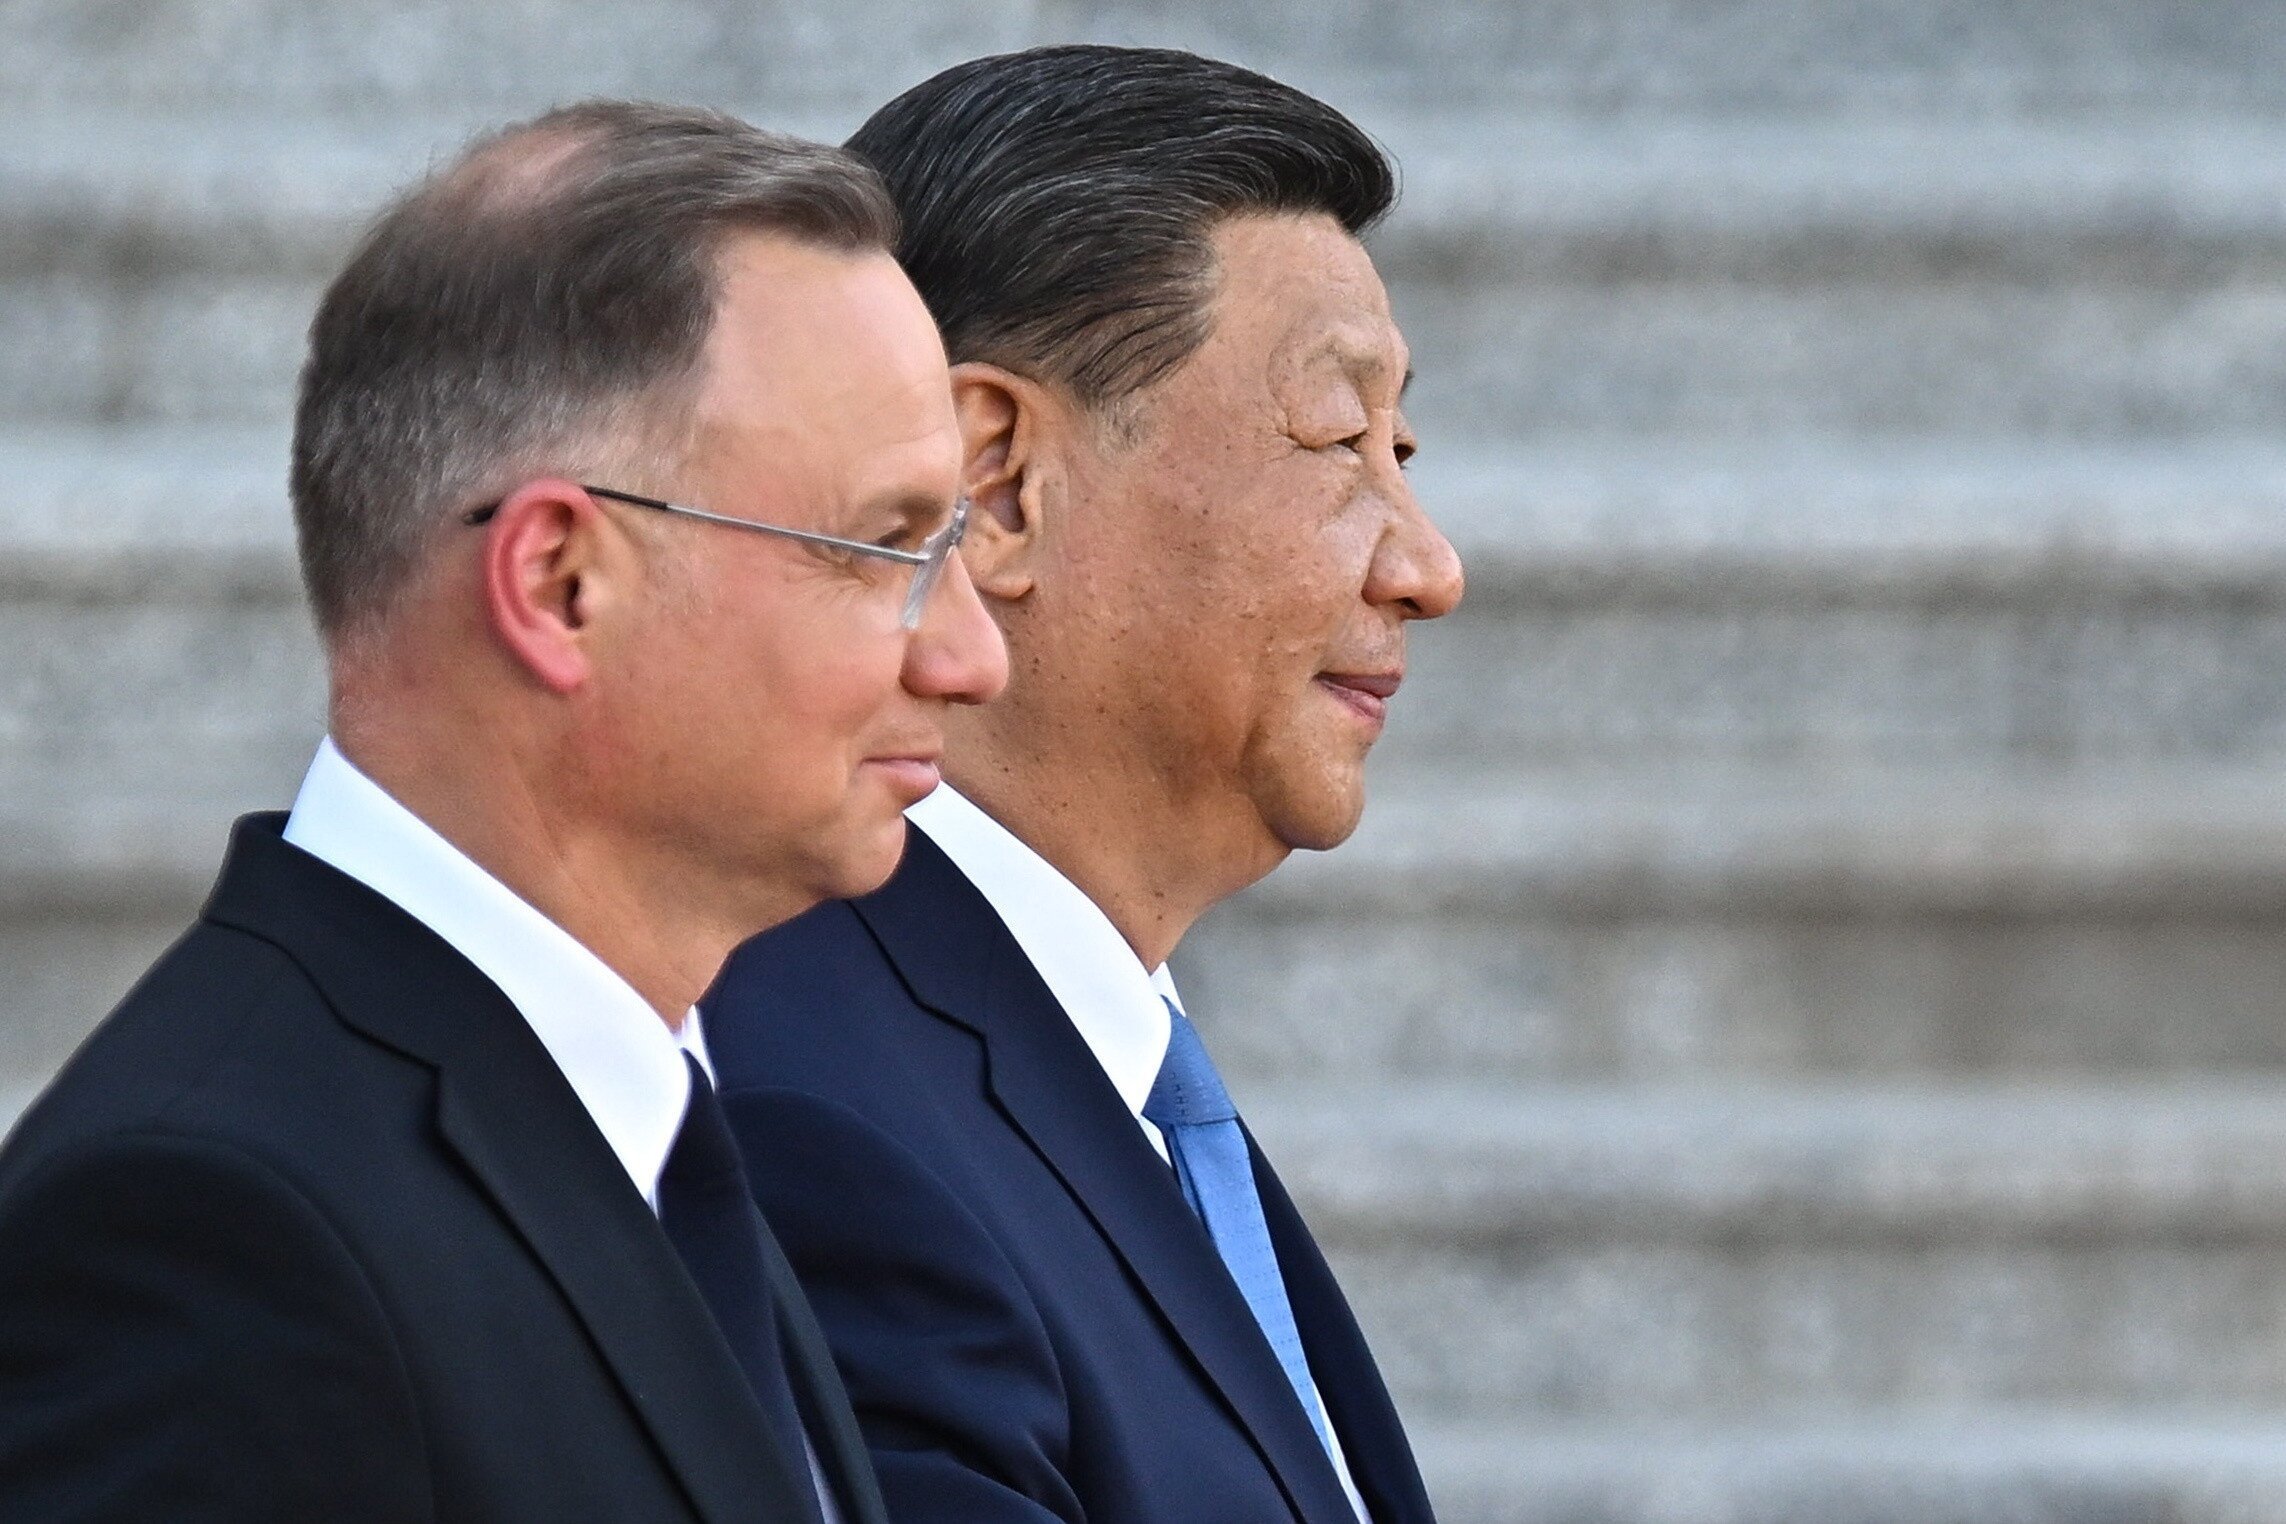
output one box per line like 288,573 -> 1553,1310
1142,1003 -> 1237,1128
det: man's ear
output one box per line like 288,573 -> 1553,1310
478,478 -> 618,694
952,361 -> 1063,602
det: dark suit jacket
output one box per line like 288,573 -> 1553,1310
0,813 -> 885,1524
705,825 -> 1436,1524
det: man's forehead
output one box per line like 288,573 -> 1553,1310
685,237 -> 959,522
707,239 -> 905,353
1210,213 -> 1383,315
694,386 -> 960,515
1202,215 -> 1406,384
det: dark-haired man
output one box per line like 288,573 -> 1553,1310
0,102 -> 1005,1521
705,46 -> 1464,1524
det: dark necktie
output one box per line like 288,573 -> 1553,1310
1142,1002 -> 1332,1454
657,1054 -> 827,1524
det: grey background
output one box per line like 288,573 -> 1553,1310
8,2 -> 2286,1519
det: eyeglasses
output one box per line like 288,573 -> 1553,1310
464,485 -> 970,630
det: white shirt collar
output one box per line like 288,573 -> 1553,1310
281,738 -> 706,1211
906,784 -> 1176,1153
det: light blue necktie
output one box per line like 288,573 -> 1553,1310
1143,999 -> 1332,1453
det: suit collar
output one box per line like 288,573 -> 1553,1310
203,814 -> 843,1524
851,828 -> 1367,1524
279,737 -> 701,1205
905,787 -> 1175,1124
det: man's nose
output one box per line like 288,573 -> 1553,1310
903,550 -> 1010,703
1366,475 -> 1465,621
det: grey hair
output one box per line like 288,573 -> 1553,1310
289,99 -> 898,643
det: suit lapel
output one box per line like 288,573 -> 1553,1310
852,829 -> 1361,1524
430,1073 -> 822,1523
204,815 -> 818,1524
1254,1133 -> 1439,1524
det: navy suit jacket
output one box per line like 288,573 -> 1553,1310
706,824 -> 1436,1524
0,814 -> 885,1524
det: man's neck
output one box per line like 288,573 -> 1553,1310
332,729 -> 720,1028
944,757 -> 1283,973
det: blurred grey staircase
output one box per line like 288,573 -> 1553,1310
8,4 -> 2286,1522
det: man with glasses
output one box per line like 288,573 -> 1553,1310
0,100 -> 1004,1522
705,47 -> 1463,1524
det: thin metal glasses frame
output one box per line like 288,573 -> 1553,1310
464,485 -> 969,629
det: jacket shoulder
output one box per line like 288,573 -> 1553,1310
6,921 -> 307,1147
1,915 -> 422,1209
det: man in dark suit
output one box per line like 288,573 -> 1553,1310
0,100 -> 1005,1521
706,47 -> 1466,1524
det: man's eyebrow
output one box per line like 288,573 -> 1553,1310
1288,334 -> 1411,400
856,490 -> 954,535
1341,342 -> 1410,396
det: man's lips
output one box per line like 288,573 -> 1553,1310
862,752 -> 943,800
1316,670 -> 1402,727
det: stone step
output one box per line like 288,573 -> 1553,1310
1413,441 -> 2286,591
9,0 -> 2286,115
1393,281 -> 2286,444
1372,115 -> 2286,444
1397,440 -> 2286,768
1411,1413 -> 2286,1524
1116,0 -> 2286,116
0,2 -> 1028,118
13,109 -> 2286,427
2,423 -> 296,580
1242,1079 -> 2286,1417
1373,113 -> 2286,288
22,111 -> 2286,286
0,417 -> 321,899
0,425 -> 319,1103
1187,763 -> 2286,1082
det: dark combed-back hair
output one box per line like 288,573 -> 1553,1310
846,45 -> 1395,414
291,99 -> 897,642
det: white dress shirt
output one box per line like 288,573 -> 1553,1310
905,783 -> 1371,1520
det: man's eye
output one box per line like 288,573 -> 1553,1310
805,539 -> 866,569
1394,438 -> 1417,466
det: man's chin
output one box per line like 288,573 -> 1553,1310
1261,772 -> 1369,855
1277,814 -> 1364,855
821,816 -> 915,901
